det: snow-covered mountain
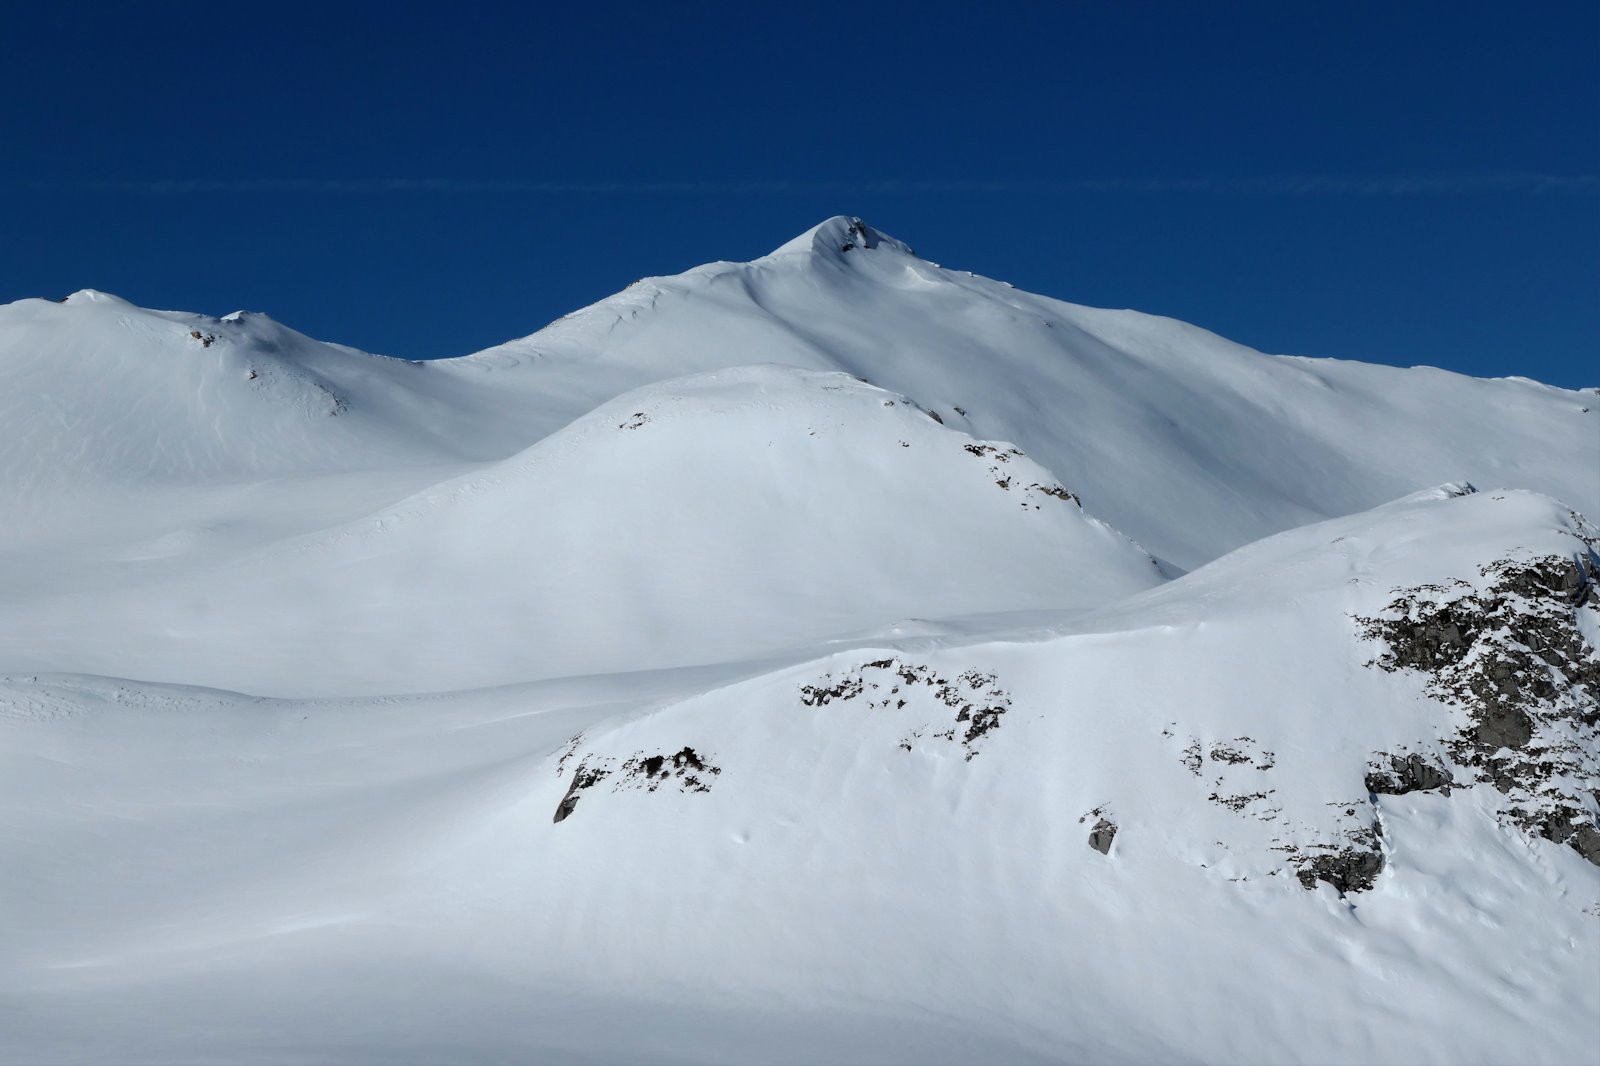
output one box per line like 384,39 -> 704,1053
445,216 -> 1599,570
0,217 -> 1595,1064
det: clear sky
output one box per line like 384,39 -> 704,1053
2,1 -> 1595,386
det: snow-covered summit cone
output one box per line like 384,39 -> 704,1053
447,216 -> 1599,570
765,214 -> 919,258
0,365 -> 1166,696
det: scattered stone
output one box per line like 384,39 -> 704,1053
1208,789 -> 1273,811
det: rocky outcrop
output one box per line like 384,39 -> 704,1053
1365,753 -> 1455,796
1291,832 -> 1386,895
1356,552 -> 1600,865
801,659 -> 1012,760
1087,818 -> 1117,855
551,743 -> 722,824
552,763 -> 609,824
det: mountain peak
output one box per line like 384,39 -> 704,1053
766,215 -> 917,260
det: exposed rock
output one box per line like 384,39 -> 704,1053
838,217 -> 874,253
551,745 -> 721,824
799,675 -> 865,706
1272,811 -> 1387,896
1030,483 -> 1081,506
1356,551 -> 1600,865
1535,805 -> 1600,864
619,746 -> 721,793
1295,843 -> 1385,895
798,658 -> 1012,760
1365,753 -> 1455,796
1088,818 -> 1117,854
552,762 -> 609,823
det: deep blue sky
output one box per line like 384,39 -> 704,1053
2,2 -> 1595,386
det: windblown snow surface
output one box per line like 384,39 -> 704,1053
1,217 -> 1596,1064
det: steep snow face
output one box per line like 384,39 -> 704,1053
0,366 -> 1164,696
1,489 -> 1593,1064
449,216 -> 1599,570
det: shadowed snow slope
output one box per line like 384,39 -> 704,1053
0,366 -> 1163,696
1,489 -> 1594,1064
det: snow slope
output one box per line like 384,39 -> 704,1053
1,488 -> 1594,1064
0,290 -> 504,564
447,216 -> 1600,570
0,366 -> 1163,695
5,216 -> 1591,576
